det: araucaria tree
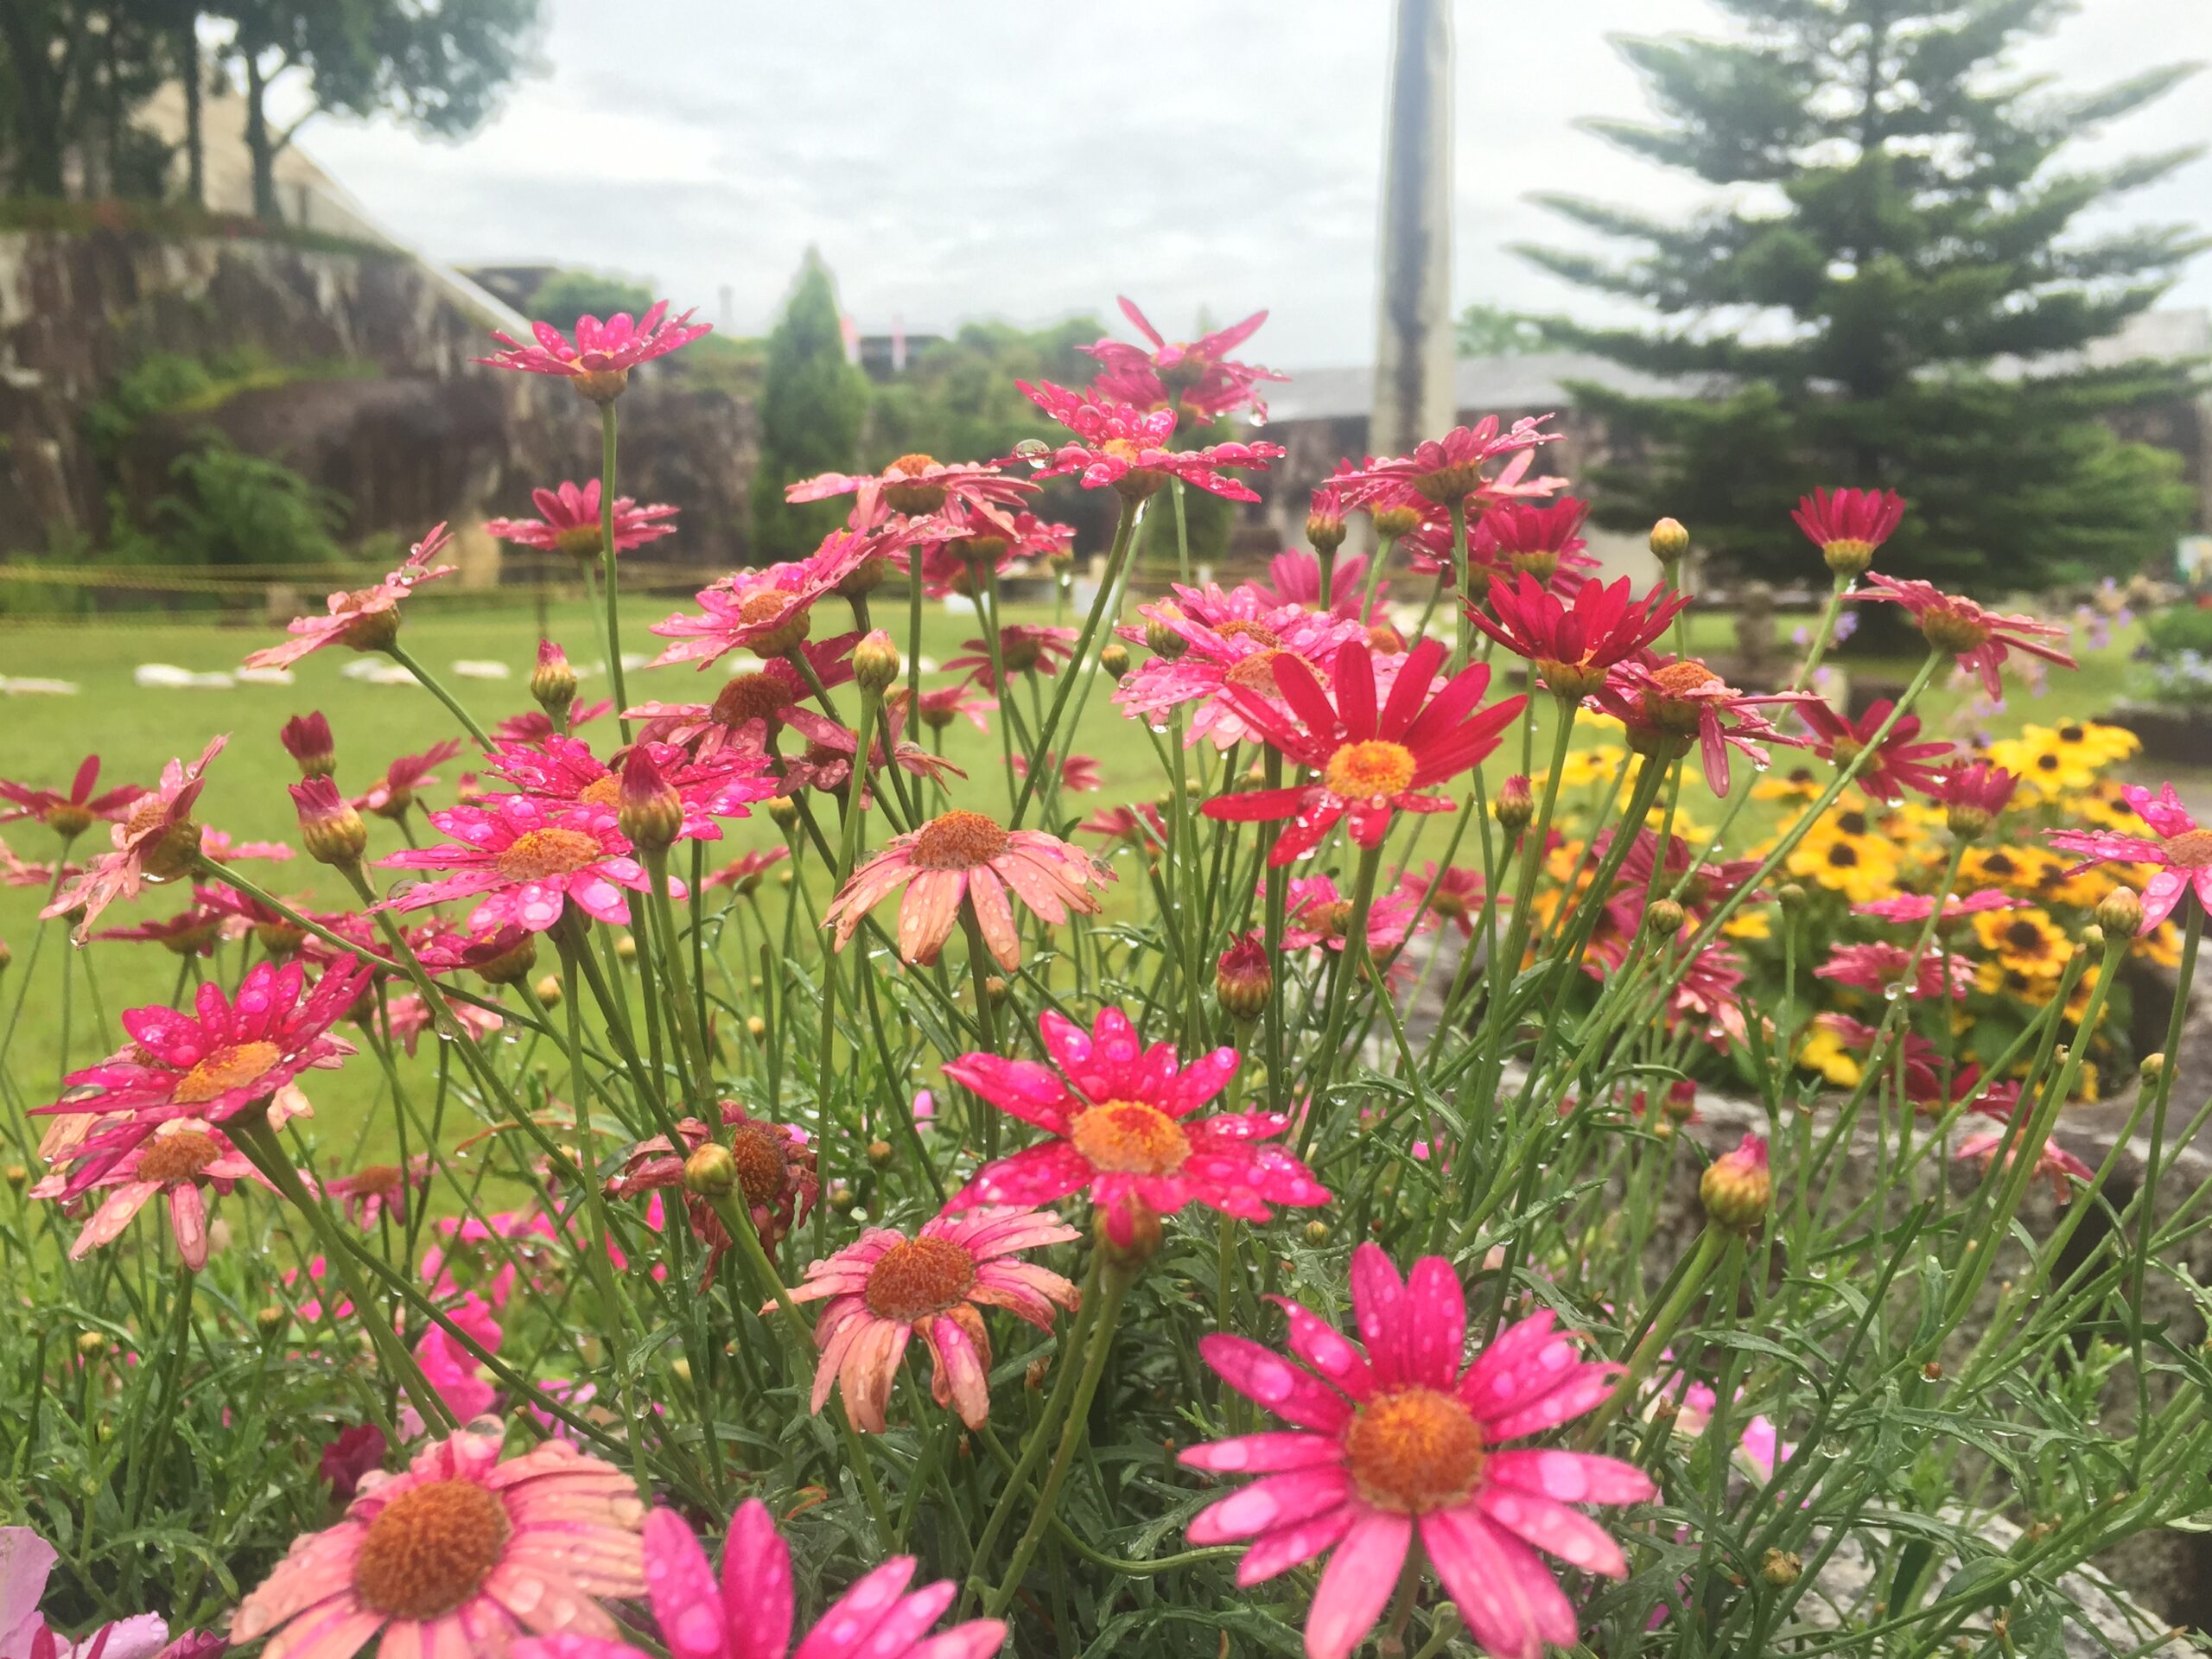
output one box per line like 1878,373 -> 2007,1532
750,249 -> 871,561
1523,0 -> 2203,590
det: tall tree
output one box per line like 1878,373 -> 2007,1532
1521,0 -> 2204,590
750,250 -> 870,563
215,0 -> 542,224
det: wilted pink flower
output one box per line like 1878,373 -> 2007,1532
1078,296 -> 1287,422
45,738 -> 223,937
1857,575 -> 2075,699
0,754 -> 141,838
30,1116 -> 262,1270
244,524 -> 455,670
484,480 -> 677,558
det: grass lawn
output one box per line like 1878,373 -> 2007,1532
0,579 -> 2152,1173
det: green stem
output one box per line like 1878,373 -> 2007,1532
385,640 -> 494,751
1010,496 -> 1141,829
600,402 -> 631,736
1297,841 -> 1385,1159
1577,1225 -> 1732,1449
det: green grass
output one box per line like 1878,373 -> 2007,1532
0,587 -> 2149,1168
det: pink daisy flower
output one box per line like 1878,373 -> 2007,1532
1116,592 -> 1364,752
1,753 -> 141,839
2048,780 -> 2208,931
31,1116 -> 263,1270
778,1207 -> 1080,1432
647,563 -> 843,670
1282,875 -> 1425,959
788,451 -> 1034,516
1815,941 -> 1974,1001
944,624 -> 1077,692
1078,296 -> 1287,423
378,797 -> 668,934
702,845 -> 789,893
35,957 -> 367,1198
322,1156 -> 434,1230
942,1006 -> 1329,1222
1255,547 -> 1387,623
474,300 -> 709,398
1011,751 -> 1103,793
510,1501 -> 1005,1659
352,741 -> 465,819
486,735 -> 774,836
1330,416 -> 1567,509
1401,862 -> 1491,938
1792,486 -> 1905,569
1855,575 -> 2075,699
483,480 -> 678,559
1013,381 -> 1284,502
1471,572 -> 1692,700
626,646 -> 858,760
898,502 -> 1071,598
1957,1114 -> 2094,1204
1183,1243 -> 1652,1659
1796,699 -> 1954,802
199,830 -> 295,865
244,524 -> 457,671
493,700 -> 612,748
1201,637 -> 1526,864
232,1419 -> 646,1659
899,681 -> 998,736
90,902 -> 227,957
1077,802 -> 1168,850
1586,658 -> 1813,796
607,1104 -> 817,1281
1853,888 -> 2021,924
823,810 -> 1110,970
45,738 -> 224,938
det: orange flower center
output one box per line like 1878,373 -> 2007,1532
911,810 -> 1010,871
1224,649 -> 1302,694
1650,659 -> 1721,697
889,454 -> 939,477
1307,900 -> 1357,941
1101,438 -> 1145,463
1068,1099 -> 1190,1177
43,803 -> 94,839
713,671 -> 793,727
2164,830 -> 2212,868
1323,740 -> 1418,800
173,1040 -> 282,1106
1341,1386 -> 1487,1513
999,632 -> 1044,673
1918,603 -> 1989,654
552,524 -> 603,559
741,593 -> 797,626
578,774 -> 623,808
728,1120 -> 790,1208
352,1478 -> 512,1620
863,1234 -> 976,1321
348,1164 -> 406,1196
493,828 -> 602,881
1213,620 -> 1281,647
137,1128 -> 223,1183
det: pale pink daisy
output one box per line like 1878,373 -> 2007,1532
1856,575 -> 2076,700
45,738 -> 224,938
788,451 -> 1034,515
2049,781 -> 2209,931
1815,941 -> 1974,1001
474,299 -> 709,397
1183,1244 -> 1653,1659
1116,595 -> 1365,752
232,1419 -> 645,1659
823,810 -> 1110,970
1853,888 -> 2021,924
352,741 -> 465,819
244,524 -> 456,670
483,480 -> 678,558
0,753 -> 141,838
30,1116 -> 263,1270
378,797 -> 669,934
944,624 -> 1077,692
1958,1115 -> 2094,1203
778,1207 -> 1079,1431
626,645 -> 858,760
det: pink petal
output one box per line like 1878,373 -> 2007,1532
1232,1507 -> 1355,1586
1476,1485 -> 1629,1577
1198,1335 -> 1352,1432
642,1510 -> 727,1659
1303,1510 -> 1410,1659
723,1500 -> 793,1659
1186,1466 -> 1353,1545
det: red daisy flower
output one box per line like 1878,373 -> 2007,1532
1400,862 -> 1491,938
1471,572 -> 1692,698
35,957 -> 367,1198
378,796 -> 668,934
353,741 -> 466,818
1856,575 -> 2075,699
1796,698 -> 1954,801
1931,760 -> 2020,838
943,1007 -> 1330,1221
1468,497 -> 1597,589
474,299 -> 709,399
1255,547 -> 1387,623
244,524 -> 456,671
1,754 -> 141,840
1793,486 -> 1905,575
1201,637 -> 1526,864
483,480 -> 678,559
1013,381 -> 1285,502
1077,296 -> 1287,423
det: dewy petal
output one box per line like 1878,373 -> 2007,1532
1303,1510 -> 1412,1659
1475,1486 -> 1630,1578
1401,1255 -> 1466,1391
1420,1507 -> 1543,1659
1232,1507 -> 1356,1587
1178,1431 -> 1343,1475
1186,1465 -> 1353,1545
1270,1298 -> 1376,1402
1486,1449 -> 1655,1506
1198,1334 -> 1353,1433
641,1510 -> 727,1659
723,1501 -> 794,1659
1348,1243 -> 1411,1388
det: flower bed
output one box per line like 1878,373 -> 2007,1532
1,297 -> 2204,1659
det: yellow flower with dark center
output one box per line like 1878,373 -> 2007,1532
2136,919 -> 2183,969
1752,766 -> 1824,804
1987,727 -> 2100,798
1723,910 -> 1773,942
1550,744 -> 1628,791
1973,906 -> 2069,980
2048,719 -> 2139,767
1974,957 -> 2057,1004
1796,1022 -> 1863,1086
1958,845 -> 2067,899
1786,817 -> 1900,904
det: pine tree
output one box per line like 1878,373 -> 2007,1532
750,250 -> 870,563
1521,0 -> 2203,591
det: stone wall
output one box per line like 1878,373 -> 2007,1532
0,228 -> 757,572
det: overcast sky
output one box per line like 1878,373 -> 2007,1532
289,0 -> 2212,369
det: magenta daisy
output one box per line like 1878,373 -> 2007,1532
943,1006 -> 1329,1221
1183,1243 -> 1651,1659
2049,781 -> 2209,931
823,810 -> 1110,970
1796,698 -> 1954,801
1256,547 -> 1387,623
1200,637 -> 1526,863
944,624 -> 1077,692
788,451 -> 1034,515
1853,888 -> 2021,924
1,753 -> 141,840
233,1419 -> 645,1659
1330,416 -> 1566,509
899,501 -> 1071,598
1400,863 -> 1491,939
32,1116 -> 262,1270
1586,658 -> 1814,796
1282,875 -> 1425,961
1116,590 -> 1364,751
35,957 -> 367,1198
1856,575 -> 2075,699
626,646 -> 857,759
474,299 -> 709,399
1815,942 -> 1973,1001
244,524 -> 457,671
483,480 -> 678,559
779,1207 -> 1080,1431
1014,380 -> 1284,502
1793,486 -> 1905,574
352,741 -> 465,818
1078,296 -> 1287,423
1471,572 -> 1692,699
1470,497 -> 1599,588
378,797 -> 668,933
647,556 -> 854,670
486,734 -> 773,835
45,738 -> 225,937
511,1501 -> 1005,1659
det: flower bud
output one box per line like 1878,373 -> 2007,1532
2141,1052 -> 2166,1086
1372,505 -> 1421,541
289,778 -> 367,868
853,629 -> 901,695
683,1142 -> 738,1199
866,1138 -> 893,1167
613,932 -> 638,961
77,1332 -> 107,1358
471,933 -> 538,987
1700,1134 -> 1772,1230
669,1357 -> 693,1386
1649,518 -> 1690,564
1663,1079 -> 1698,1123
766,795 -> 798,830
1643,899 -> 1686,940
532,639 -> 578,722
1303,1219 -> 1331,1246
2094,887 -> 2144,938
1494,774 -> 1535,836
3,1163 -> 26,1190
1306,506 -> 1348,556
280,712 -> 336,779
618,747 -> 684,854
1099,643 -> 1132,681
256,1305 -> 288,1335
1025,1357 -> 1050,1390
532,974 -> 563,1007
982,976 -> 1010,1007
1761,1549 -> 1802,1587
1777,882 -> 1808,912
2079,924 -> 2105,952
1143,614 -> 1188,660
1216,933 -> 1273,1022
747,1015 -> 767,1041
1096,1195 -> 1162,1272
